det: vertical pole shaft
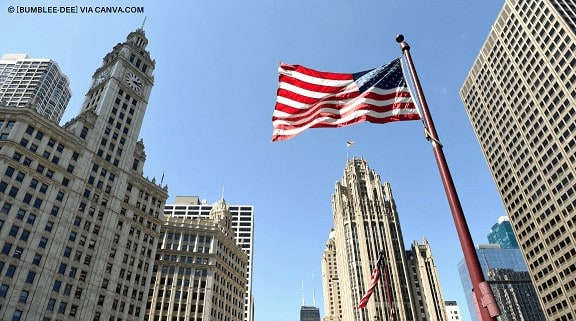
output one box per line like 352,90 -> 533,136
395,35 -> 499,321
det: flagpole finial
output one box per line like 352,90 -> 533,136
396,34 -> 410,52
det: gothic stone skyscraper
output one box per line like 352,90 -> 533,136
0,28 -> 167,320
322,158 -> 448,321
460,0 -> 576,319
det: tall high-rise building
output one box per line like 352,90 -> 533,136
458,245 -> 545,321
487,216 -> 519,249
163,196 -> 254,321
322,158 -> 448,321
0,54 -> 71,123
0,28 -> 167,321
147,199 -> 248,321
459,0 -> 576,319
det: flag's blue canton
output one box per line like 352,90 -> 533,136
353,58 -> 406,93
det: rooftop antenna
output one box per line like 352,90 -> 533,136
221,187 -> 225,201
140,17 -> 147,30
302,280 -> 306,306
301,280 -> 305,306
312,272 -> 317,307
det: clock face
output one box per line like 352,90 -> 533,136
94,68 -> 110,86
124,72 -> 143,91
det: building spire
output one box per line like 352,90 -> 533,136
301,280 -> 305,306
140,17 -> 147,31
312,272 -> 317,307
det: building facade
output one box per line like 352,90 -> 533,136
0,54 -> 71,123
323,158 -> 448,321
146,199 -> 248,321
444,301 -> 464,321
458,245 -> 545,321
0,28 -> 167,321
321,229 -> 341,321
487,216 -> 519,249
459,0 -> 576,319
300,306 -> 321,321
163,196 -> 254,321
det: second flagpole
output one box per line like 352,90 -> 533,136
395,34 -> 500,321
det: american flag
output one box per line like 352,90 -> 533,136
271,58 -> 420,142
357,266 -> 380,309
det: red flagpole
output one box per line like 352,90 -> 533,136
395,34 -> 500,321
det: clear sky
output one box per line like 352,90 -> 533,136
1,1 -> 507,320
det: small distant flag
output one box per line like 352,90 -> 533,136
346,141 -> 355,147
271,57 -> 420,142
357,266 -> 380,309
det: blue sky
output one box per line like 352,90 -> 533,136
1,1 -> 506,320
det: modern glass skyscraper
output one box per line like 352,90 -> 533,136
322,158 -> 448,321
458,245 -> 545,321
0,54 -> 71,123
460,0 -> 576,319
163,196 -> 254,321
487,216 -> 519,249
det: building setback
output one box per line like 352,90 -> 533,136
163,196 -> 254,321
460,0 -> 576,319
0,28 -> 167,320
322,158 -> 448,321
0,54 -> 71,123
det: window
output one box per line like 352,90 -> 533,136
29,178 -> 38,188
11,310 -> 22,321
39,237 -> 48,248
1,202 -> 12,214
18,290 -> 29,303
8,187 -> 18,198
13,247 -> 23,259
47,298 -> 56,311
5,166 -> 15,177
45,221 -> 53,232
0,284 -> 8,297
6,265 -> 16,277
33,198 -> 43,209
2,243 -> 12,254
32,254 -> 42,265
53,280 -> 62,292
58,263 -> 67,275
20,230 -> 29,241
25,271 -> 36,283
27,214 -> 36,225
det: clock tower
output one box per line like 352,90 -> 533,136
77,27 -> 155,170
